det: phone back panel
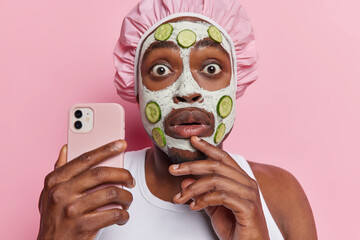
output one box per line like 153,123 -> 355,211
67,103 -> 125,168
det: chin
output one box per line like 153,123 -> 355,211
167,147 -> 207,164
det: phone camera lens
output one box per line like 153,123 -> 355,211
74,110 -> 82,119
74,121 -> 82,129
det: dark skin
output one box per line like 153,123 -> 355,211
38,21 -> 317,240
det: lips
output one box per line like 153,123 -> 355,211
164,107 -> 215,139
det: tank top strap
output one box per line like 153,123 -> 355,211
229,153 -> 284,240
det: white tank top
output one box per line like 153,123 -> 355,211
95,148 -> 284,240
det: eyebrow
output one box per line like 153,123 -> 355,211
143,41 -> 179,61
193,38 -> 229,56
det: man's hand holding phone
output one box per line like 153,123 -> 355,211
37,140 -> 135,240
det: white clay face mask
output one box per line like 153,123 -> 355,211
138,20 -> 237,154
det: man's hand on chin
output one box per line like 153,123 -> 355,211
169,136 -> 270,240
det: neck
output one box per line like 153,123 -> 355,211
145,145 -> 187,203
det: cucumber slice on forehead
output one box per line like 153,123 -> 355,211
145,102 -> 161,123
214,123 -> 226,144
217,95 -> 233,118
154,23 -> 173,41
177,29 -> 197,48
208,26 -> 222,43
152,128 -> 166,147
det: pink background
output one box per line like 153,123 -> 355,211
1,0 -> 359,239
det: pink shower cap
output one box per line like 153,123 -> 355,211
114,0 -> 258,103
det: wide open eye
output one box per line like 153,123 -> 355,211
201,63 -> 222,75
151,64 -> 172,77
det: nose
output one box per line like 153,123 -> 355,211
173,93 -> 203,103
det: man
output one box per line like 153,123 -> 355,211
37,0 -> 317,239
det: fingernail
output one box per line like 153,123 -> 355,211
171,164 -> 179,170
132,178 -> 136,187
61,145 -> 67,153
194,136 -> 200,142
190,201 -> 196,208
174,192 -> 182,199
114,141 -> 123,150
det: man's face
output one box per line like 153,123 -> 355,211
138,20 -> 236,163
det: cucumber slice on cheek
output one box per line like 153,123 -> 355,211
145,102 -> 161,123
214,123 -> 226,144
152,128 -> 166,147
155,23 -> 174,41
217,96 -> 233,118
177,29 -> 197,48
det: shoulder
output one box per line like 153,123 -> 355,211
124,148 -> 149,169
248,161 -> 317,239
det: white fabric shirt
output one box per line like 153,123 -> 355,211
95,148 -> 284,240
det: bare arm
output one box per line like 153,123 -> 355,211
249,162 -> 318,240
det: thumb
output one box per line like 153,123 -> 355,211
54,145 -> 67,169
